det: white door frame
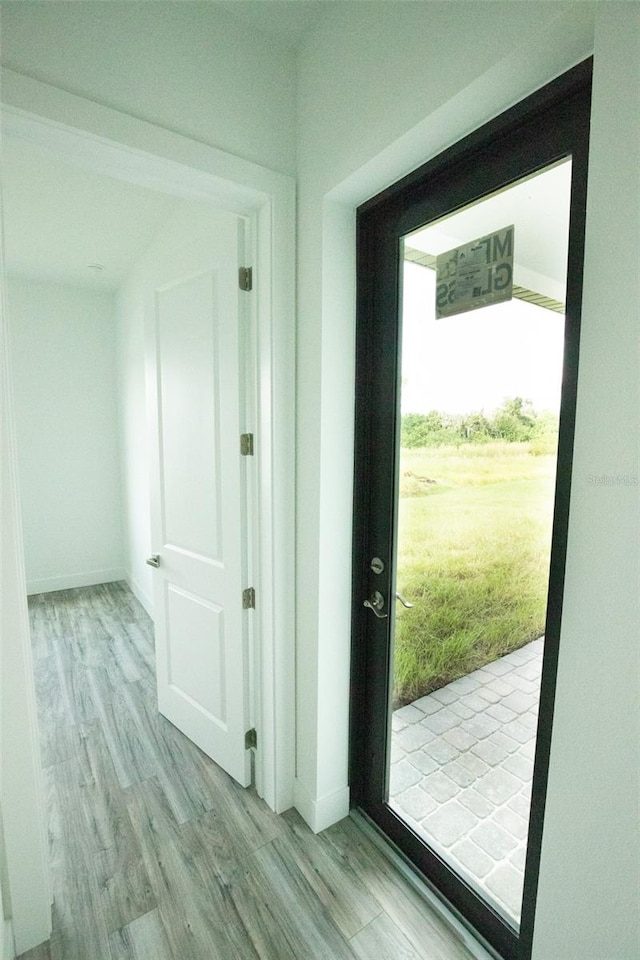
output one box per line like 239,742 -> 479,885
1,70 -> 296,816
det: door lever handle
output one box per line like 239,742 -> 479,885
363,590 -> 388,619
395,592 -> 414,608
146,554 -> 160,569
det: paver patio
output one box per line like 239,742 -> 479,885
389,637 -> 543,925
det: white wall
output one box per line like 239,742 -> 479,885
0,1 -> 296,177
1,270 -> 51,960
294,0 -> 596,830
531,6 -> 639,956
8,278 -> 124,593
295,1 -> 638,957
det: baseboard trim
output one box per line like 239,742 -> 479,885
293,780 -> 350,834
26,569 -> 125,595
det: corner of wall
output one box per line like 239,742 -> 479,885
294,778 -> 350,835
126,574 -> 153,619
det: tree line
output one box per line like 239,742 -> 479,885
401,397 -> 559,448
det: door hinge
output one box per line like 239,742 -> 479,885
240,433 -> 254,456
239,266 -> 253,292
245,728 -> 257,750
242,587 -> 256,609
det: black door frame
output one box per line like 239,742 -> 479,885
350,60 -> 592,960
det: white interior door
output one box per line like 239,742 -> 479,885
147,204 -> 251,787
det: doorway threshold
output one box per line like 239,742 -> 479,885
350,809 -> 502,960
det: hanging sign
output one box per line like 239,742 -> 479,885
435,225 -> 514,319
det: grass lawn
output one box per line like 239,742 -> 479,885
394,442 -> 556,706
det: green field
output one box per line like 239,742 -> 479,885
394,442 -> 556,706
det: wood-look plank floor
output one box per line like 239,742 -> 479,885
20,582 -> 476,960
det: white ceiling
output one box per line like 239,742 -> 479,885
216,1 -> 334,49
63,0 -> 335,50
2,137 -> 182,290
0,2 -> 338,291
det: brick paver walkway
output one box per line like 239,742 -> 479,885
389,637 -> 543,925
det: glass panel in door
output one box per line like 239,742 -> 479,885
388,160 -> 572,928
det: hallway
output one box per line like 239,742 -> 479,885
22,583 -> 478,960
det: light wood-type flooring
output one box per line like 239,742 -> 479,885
20,582 -> 477,960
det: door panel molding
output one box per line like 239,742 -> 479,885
146,205 -> 251,786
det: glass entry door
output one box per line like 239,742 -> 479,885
350,63 -> 591,960
389,161 -> 569,928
